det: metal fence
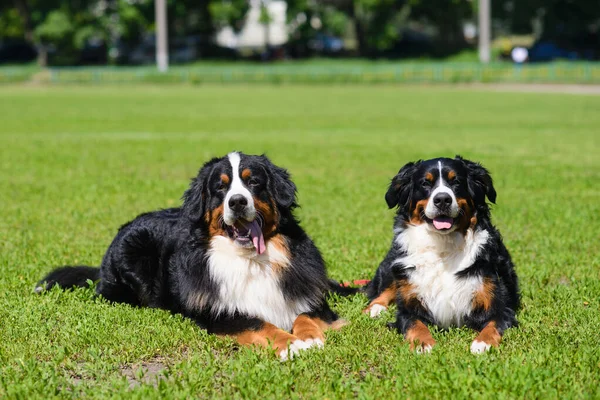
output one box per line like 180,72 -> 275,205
2,62 -> 600,84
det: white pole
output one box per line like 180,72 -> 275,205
155,0 -> 168,72
478,0 -> 491,64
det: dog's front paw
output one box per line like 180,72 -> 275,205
415,343 -> 434,354
279,339 -> 323,361
470,340 -> 492,354
409,341 -> 435,354
364,304 -> 387,318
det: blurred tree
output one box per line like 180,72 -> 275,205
286,0 -> 470,57
493,0 -> 600,38
210,0 -> 250,33
351,0 -> 408,56
286,0 -> 406,57
1,0 -> 56,65
409,0 -> 474,56
34,9 -> 76,65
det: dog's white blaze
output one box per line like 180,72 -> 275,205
224,152 -> 256,225
424,161 -> 459,219
393,224 -> 490,328
203,236 -> 312,331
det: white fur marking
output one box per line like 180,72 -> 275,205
224,152 -> 256,225
200,236 -> 312,331
393,224 -> 490,328
368,304 -> 387,318
425,160 -> 459,219
416,344 -> 433,354
279,339 -> 323,361
470,340 -> 492,354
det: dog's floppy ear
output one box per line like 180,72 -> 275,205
261,155 -> 297,209
385,161 -> 420,209
455,155 -> 496,204
181,158 -> 219,222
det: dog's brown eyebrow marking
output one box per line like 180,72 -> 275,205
425,172 -> 434,182
220,174 -> 230,184
448,170 -> 456,180
241,168 -> 252,180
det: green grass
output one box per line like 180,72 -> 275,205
0,85 -> 599,399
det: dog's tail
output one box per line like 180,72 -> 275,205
327,279 -> 370,296
35,266 -> 100,293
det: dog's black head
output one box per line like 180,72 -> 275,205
385,156 -> 496,234
182,152 -> 296,253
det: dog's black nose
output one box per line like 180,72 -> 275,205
433,193 -> 452,208
228,194 -> 248,212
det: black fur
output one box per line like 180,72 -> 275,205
37,153 -> 343,338
36,266 -> 100,292
368,156 -> 520,344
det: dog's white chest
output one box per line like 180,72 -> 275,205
395,225 -> 489,328
205,237 -> 310,331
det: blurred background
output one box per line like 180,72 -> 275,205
1,0 -> 598,66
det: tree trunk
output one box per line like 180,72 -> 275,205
13,0 -> 33,41
349,2 -> 368,57
13,0 -> 48,66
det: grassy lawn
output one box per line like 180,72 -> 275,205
0,84 -> 598,399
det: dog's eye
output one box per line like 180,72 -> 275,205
421,180 -> 432,188
218,182 -> 228,191
248,178 -> 260,187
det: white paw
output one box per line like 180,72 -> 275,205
470,340 -> 492,354
279,339 -> 323,361
368,304 -> 387,318
303,338 -> 325,349
416,344 -> 433,354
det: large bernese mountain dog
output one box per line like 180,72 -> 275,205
37,152 -> 351,361
364,156 -> 520,354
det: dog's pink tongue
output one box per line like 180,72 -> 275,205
249,220 -> 266,255
433,217 -> 453,230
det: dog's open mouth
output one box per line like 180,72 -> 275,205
225,220 -> 265,255
425,216 -> 455,231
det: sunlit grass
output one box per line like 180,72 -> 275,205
0,85 -> 598,398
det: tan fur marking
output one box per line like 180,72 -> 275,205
411,199 -> 429,224
474,321 -> 501,347
473,278 -> 495,311
254,196 -> 279,238
363,283 -> 398,314
241,168 -> 252,180
220,174 -> 230,185
291,315 -> 326,342
448,170 -> 456,180
469,216 -> 477,229
205,204 -> 226,238
405,320 -> 436,351
268,234 -> 291,273
233,322 -> 299,353
456,197 -> 475,233
425,172 -> 434,182
329,319 -> 350,331
398,279 -> 419,307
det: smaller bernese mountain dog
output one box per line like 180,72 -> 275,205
364,156 -> 519,354
37,152 -> 351,361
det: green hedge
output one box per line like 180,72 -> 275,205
0,68 -> 38,84
3,62 -> 600,84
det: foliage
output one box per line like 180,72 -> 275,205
209,0 -> 250,32
1,0 -> 599,63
